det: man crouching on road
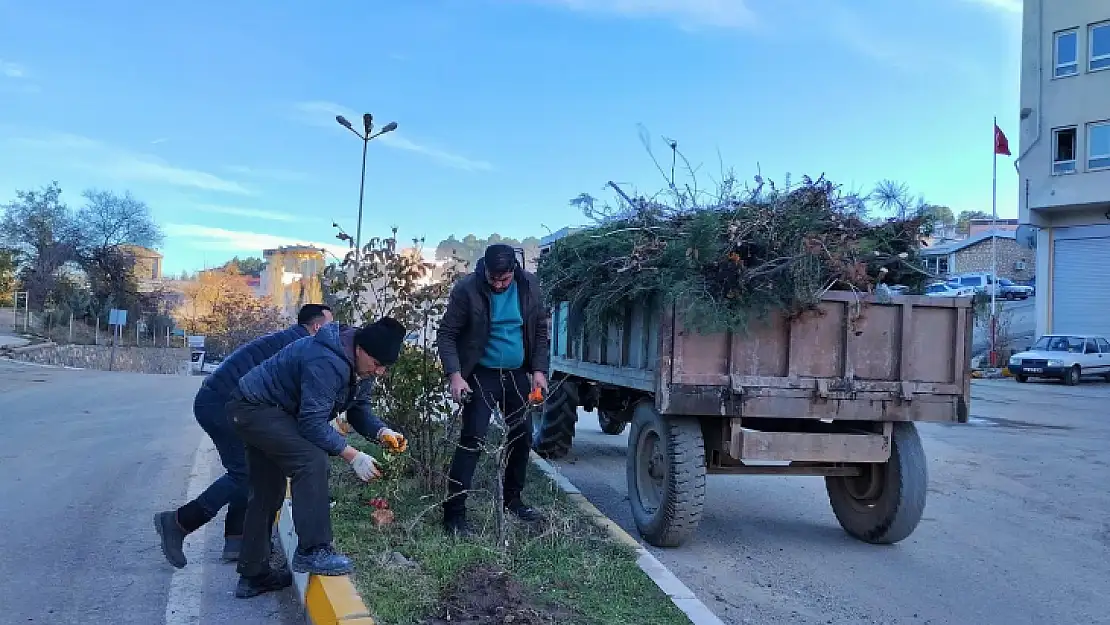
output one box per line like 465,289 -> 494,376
227,318 -> 409,598
437,243 -> 550,538
155,304 -> 333,569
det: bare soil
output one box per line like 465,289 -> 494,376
424,566 -> 577,625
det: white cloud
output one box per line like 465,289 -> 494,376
530,0 -> 758,29
8,133 -> 253,195
377,134 -> 494,172
0,60 -> 26,79
291,101 -> 494,172
960,0 -> 1021,14
193,203 -> 299,222
165,223 -> 347,259
224,165 -> 312,182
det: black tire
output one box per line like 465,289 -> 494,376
531,379 -> 579,459
1015,374 -> 1028,383
825,422 -> 927,545
1064,365 -> 1081,386
597,409 -> 629,435
626,402 -> 706,548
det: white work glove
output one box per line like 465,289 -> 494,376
348,451 -> 382,482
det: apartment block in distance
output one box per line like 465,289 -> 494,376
1018,0 -> 1110,336
259,245 -> 325,319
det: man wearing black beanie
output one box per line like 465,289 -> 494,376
438,243 -> 551,537
226,317 -> 408,598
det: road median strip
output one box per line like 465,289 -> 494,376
279,434 -> 701,624
529,451 -> 725,625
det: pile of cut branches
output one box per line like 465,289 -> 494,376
537,174 -> 932,335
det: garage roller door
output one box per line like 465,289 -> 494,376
1053,236 -> 1110,335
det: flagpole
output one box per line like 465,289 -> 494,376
991,117 -> 999,365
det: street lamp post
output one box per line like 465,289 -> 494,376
335,113 -> 399,269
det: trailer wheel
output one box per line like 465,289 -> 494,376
626,402 -> 705,548
597,409 -> 629,435
825,422 -> 927,545
531,379 -> 579,459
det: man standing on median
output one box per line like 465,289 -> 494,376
154,303 -> 333,569
228,318 -> 409,598
437,243 -> 550,537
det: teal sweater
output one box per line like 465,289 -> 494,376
479,280 -> 525,370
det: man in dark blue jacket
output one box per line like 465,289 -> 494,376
155,304 -> 333,569
229,318 -> 407,599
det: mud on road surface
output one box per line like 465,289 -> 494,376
553,379 -> 1110,625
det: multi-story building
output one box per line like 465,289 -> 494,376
120,245 -> 164,294
260,245 -> 326,318
1018,0 -> 1110,336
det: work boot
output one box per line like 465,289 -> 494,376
443,512 -> 475,538
235,569 -> 293,599
154,511 -> 188,569
291,544 -> 353,576
506,499 -> 543,524
222,535 -> 243,562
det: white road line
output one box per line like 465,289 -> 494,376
164,436 -> 215,625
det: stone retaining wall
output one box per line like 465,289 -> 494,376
10,344 -> 191,375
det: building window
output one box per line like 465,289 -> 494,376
1091,21 -> 1110,71
1054,29 -> 1079,77
1053,127 -> 1077,174
1088,121 -> 1110,171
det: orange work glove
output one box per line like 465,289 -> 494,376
377,427 -> 408,453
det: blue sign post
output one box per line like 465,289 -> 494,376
108,309 -> 127,371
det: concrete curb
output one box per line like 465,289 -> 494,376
276,494 -> 376,625
529,451 -> 726,625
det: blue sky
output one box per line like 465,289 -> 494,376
0,0 -> 1022,275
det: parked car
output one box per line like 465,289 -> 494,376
947,272 -> 1000,296
998,278 -> 1033,300
925,282 -> 976,297
1007,334 -> 1110,385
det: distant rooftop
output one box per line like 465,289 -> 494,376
921,229 -> 1017,255
262,245 -> 325,255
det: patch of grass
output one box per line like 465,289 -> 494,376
329,435 -> 689,625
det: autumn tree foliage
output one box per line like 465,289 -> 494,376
174,265 -> 287,358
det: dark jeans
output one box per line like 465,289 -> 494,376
228,393 -> 333,578
186,393 -> 248,536
445,367 -> 533,516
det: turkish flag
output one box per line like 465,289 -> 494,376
994,124 -> 1011,156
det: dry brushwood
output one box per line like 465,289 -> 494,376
537,173 -> 934,335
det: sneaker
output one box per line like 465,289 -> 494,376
222,536 -> 243,562
234,570 -> 293,599
291,544 -> 353,576
443,513 -> 475,538
506,499 -> 543,524
154,511 -> 188,569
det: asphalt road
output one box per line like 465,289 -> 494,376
553,378 -> 1110,625
0,358 -> 302,625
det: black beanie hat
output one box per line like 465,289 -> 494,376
483,243 -> 517,274
354,317 -> 406,366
